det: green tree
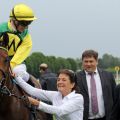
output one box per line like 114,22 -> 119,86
66,58 -> 77,71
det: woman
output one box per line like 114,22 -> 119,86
15,69 -> 84,120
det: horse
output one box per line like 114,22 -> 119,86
0,33 -> 47,120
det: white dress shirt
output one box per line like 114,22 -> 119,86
85,69 -> 105,119
16,76 -> 84,120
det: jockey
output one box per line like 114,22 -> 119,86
0,3 -> 37,82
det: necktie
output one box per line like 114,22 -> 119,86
89,72 -> 99,114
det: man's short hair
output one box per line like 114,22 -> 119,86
40,63 -> 48,69
82,49 -> 98,60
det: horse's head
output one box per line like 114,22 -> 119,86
0,33 -> 9,87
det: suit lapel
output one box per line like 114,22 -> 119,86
80,71 -> 89,93
98,69 -> 105,88
98,69 -> 106,99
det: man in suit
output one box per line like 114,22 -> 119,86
76,49 -> 116,120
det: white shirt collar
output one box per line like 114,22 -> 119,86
63,90 -> 76,99
85,68 -> 98,75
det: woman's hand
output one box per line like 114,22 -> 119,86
28,96 -> 40,106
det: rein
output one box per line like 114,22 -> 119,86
0,46 -> 8,52
0,84 -> 28,100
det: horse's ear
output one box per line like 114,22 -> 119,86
2,32 -> 9,47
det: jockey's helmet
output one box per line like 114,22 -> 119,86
9,3 -> 37,21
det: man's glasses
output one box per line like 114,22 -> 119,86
18,21 -> 32,27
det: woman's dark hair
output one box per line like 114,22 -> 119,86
57,69 -> 80,93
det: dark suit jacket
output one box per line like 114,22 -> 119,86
76,68 -> 116,120
40,70 -> 57,91
110,84 -> 120,120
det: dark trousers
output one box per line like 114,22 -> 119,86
88,116 -> 106,120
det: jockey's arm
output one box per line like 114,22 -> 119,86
10,34 -> 32,69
